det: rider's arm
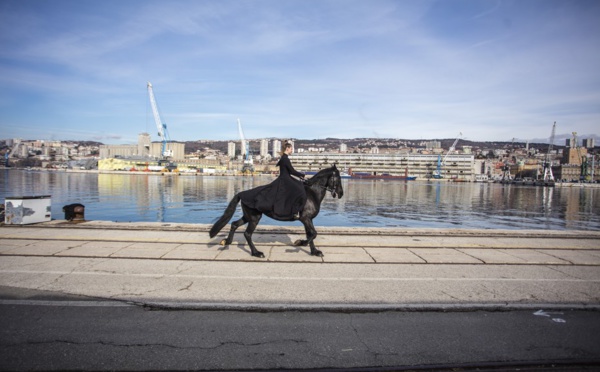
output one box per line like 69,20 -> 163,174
282,155 -> 305,178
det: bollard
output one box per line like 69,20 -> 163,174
63,203 -> 85,222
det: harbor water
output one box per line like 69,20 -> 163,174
1,169 -> 599,231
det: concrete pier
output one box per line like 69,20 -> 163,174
1,221 -> 599,311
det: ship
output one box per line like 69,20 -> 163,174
348,168 -> 416,181
305,170 -> 351,179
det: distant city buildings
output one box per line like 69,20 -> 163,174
425,140 -> 441,150
98,137 -> 184,160
1,134 -> 598,181
583,138 -> 595,148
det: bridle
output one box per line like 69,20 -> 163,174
304,170 -> 340,196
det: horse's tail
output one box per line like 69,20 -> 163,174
209,194 -> 240,238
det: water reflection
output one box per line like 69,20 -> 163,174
1,170 -> 598,230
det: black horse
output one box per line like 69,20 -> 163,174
209,165 -> 344,258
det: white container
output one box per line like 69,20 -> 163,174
4,195 -> 52,225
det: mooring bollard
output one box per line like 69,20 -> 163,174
63,203 -> 85,222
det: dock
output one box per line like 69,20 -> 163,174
1,221 -> 599,311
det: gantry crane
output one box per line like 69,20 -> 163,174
147,82 -> 177,171
433,132 -> 462,179
237,118 -> 254,174
542,122 -> 556,182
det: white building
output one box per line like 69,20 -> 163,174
227,142 -> 236,158
260,139 -> 269,158
289,152 -> 475,180
138,133 -> 151,157
272,140 -> 281,158
340,143 -> 347,153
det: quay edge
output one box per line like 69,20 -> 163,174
4,220 -> 600,239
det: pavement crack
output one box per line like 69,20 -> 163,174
362,248 -> 377,263
2,339 -> 308,350
535,249 -> 573,265
457,248 -> 485,263
441,291 -> 461,301
179,282 -> 193,291
478,284 -> 499,299
546,265 -> 581,279
174,260 -> 191,275
349,314 -> 372,355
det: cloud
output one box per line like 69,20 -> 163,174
0,0 -> 598,144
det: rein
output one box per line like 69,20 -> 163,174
305,180 -> 334,193
302,174 -> 337,194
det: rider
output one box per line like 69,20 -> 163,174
238,142 -> 307,220
277,142 -> 307,219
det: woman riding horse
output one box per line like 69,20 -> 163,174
238,142 -> 306,221
209,165 -> 344,258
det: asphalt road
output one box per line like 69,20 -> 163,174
1,287 -> 599,371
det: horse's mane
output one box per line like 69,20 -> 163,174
305,166 -> 336,186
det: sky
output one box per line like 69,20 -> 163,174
0,0 -> 599,145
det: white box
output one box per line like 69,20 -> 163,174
4,195 -> 52,225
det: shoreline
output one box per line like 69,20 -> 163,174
3,166 -> 600,187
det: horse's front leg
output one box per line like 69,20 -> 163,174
300,219 -> 322,257
293,222 -> 311,247
243,211 -> 264,258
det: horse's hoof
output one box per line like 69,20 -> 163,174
220,239 -> 227,246
252,251 -> 265,258
293,239 -> 302,246
311,250 -> 324,257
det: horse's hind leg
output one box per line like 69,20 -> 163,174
221,217 -> 247,246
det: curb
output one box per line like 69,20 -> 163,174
137,301 -> 600,313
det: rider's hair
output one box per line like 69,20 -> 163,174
280,142 -> 292,156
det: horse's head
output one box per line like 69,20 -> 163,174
306,165 -> 344,199
327,164 -> 344,199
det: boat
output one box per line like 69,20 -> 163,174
474,174 -> 490,182
348,168 -> 416,181
534,179 -> 556,187
522,177 -> 536,186
305,170 -> 351,179
340,171 -> 351,179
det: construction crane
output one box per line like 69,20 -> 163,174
433,132 -> 462,179
542,122 -> 556,182
147,82 -> 176,172
237,118 -> 254,174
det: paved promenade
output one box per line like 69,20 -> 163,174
1,221 -> 599,311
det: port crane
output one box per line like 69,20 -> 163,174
147,82 -> 176,171
542,122 -> 556,182
433,132 -> 462,179
237,118 -> 254,174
